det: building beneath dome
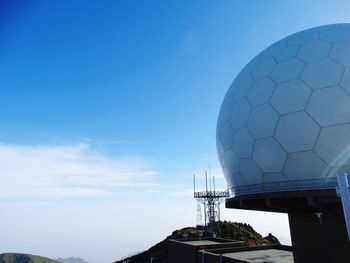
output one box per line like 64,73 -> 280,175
217,24 -> 350,263
226,189 -> 349,263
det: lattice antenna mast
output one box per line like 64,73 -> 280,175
196,201 -> 203,226
193,171 -> 229,237
194,174 -> 203,226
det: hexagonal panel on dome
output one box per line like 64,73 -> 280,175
225,148 -> 240,174
306,86 -> 350,126
341,67 -> 350,94
218,92 -> 233,124
260,38 -> 287,60
270,79 -> 311,114
239,158 -> 263,184
247,77 -> 276,107
287,31 -> 319,46
300,57 -> 343,89
275,111 -> 320,152
219,121 -> 234,151
330,40 -> 350,67
233,127 -> 254,158
247,103 -> 279,139
232,74 -> 254,102
283,151 -> 329,181
223,166 -> 234,187
315,124 -> 350,167
230,173 -> 248,188
297,40 -> 332,62
217,141 -> 226,168
320,26 -> 350,43
252,57 -> 276,80
270,58 -> 306,83
252,137 -> 287,173
239,55 -> 260,77
274,45 -> 299,62
230,99 -> 251,130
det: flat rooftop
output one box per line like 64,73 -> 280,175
224,248 -> 294,263
181,240 -> 221,246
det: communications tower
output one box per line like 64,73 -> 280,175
193,171 -> 229,237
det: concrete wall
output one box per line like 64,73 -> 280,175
289,203 -> 350,263
197,245 -> 292,263
226,190 -> 350,263
168,238 -> 245,263
168,240 -> 197,263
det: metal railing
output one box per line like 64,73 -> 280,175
194,190 -> 230,199
228,177 -> 339,197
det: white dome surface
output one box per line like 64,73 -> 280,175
217,24 -> 350,196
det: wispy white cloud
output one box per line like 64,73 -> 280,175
0,143 -> 157,200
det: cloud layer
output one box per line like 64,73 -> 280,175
0,143 -> 157,200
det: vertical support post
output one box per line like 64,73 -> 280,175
204,203 -> 207,226
218,201 -> 221,222
220,254 -> 223,263
337,173 -> 350,241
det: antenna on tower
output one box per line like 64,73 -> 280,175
209,163 -> 212,191
193,174 -> 196,197
213,175 -> 216,193
205,170 -> 208,192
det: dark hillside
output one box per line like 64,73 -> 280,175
0,253 -> 61,263
115,221 -> 280,263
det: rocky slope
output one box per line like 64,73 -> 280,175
115,221 -> 280,263
0,253 -> 61,263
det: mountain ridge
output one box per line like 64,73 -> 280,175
0,253 -> 61,263
115,221 -> 281,263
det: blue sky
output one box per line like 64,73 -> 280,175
1,1 -> 350,263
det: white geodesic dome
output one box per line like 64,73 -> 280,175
217,24 -> 350,196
